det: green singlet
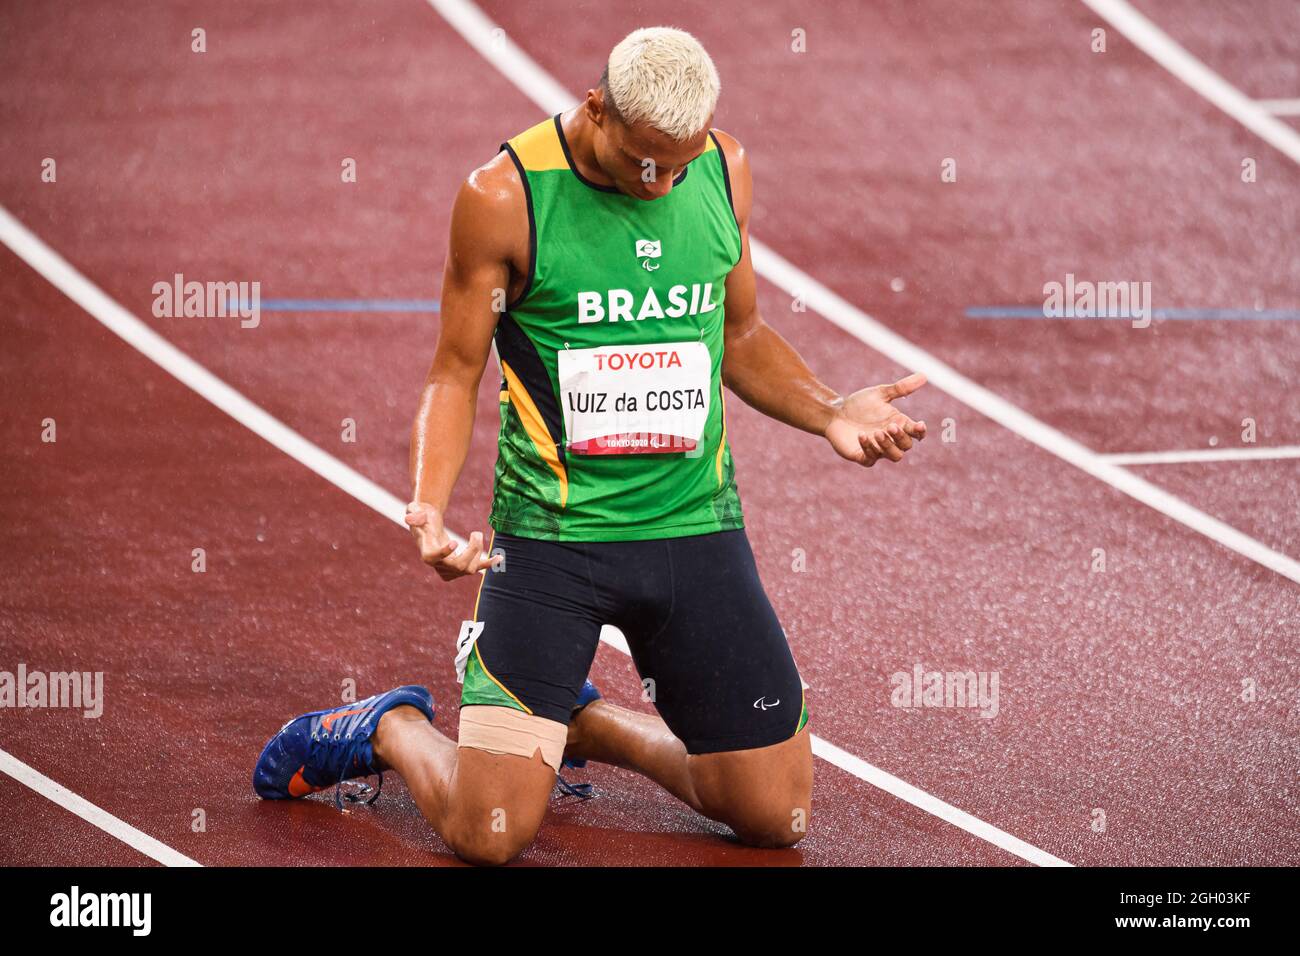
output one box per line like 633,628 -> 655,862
489,114 -> 745,541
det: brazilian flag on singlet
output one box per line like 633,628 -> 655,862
490,115 -> 745,542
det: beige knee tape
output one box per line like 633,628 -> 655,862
457,706 -> 567,772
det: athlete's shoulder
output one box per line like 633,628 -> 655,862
707,128 -> 752,224
454,114 -> 563,219
447,150 -> 526,267
452,139 -> 534,256
708,128 -> 748,171
458,150 -> 522,220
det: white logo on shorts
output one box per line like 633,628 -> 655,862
454,620 -> 485,685
753,696 -> 780,711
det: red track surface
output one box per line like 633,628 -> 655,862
1,0 -> 1296,866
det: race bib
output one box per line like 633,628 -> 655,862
557,341 -> 711,455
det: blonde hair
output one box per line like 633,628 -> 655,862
603,27 -> 720,141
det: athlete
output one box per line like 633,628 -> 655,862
253,27 -> 927,865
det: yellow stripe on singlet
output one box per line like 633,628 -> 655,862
715,389 -> 729,485
507,117 -> 567,172
501,360 -> 568,507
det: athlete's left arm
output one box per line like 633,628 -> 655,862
714,130 -> 927,466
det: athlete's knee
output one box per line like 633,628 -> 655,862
440,780 -> 546,866
731,801 -> 811,848
691,730 -> 813,848
721,779 -> 812,848
443,813 -> 538,866
442,709 -> 562,865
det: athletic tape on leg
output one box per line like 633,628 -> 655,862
458,705 -> 567,772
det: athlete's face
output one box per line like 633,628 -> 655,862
592,103 -> 712,201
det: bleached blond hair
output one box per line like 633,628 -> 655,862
603,27 -> 720,142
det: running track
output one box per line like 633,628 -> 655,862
0,0 -> 1296,866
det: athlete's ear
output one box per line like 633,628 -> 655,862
584,88 -> 606,127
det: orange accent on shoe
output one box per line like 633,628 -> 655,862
287,766 -> 318,798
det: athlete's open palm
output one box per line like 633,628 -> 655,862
405,502 -> 499,581
825,372 -> 928,467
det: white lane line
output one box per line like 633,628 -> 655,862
425,0 -> 563,114
750,242 -> 1300,587
1257,98 -> 1300,118
423,1 -> 1300,583
1079,0 -> 1300,166
4,205 -> 1063,867
423,0 -> 1070,868
1102,446 -> 1300,466
426,0 -> 573,114
0,747 -> 201,867
0,202 -> 463,865
0,207 -> 463,549
812,738 -> 1068,867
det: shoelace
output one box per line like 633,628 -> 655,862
554,774 -> 594,800
557,689 -> 599,801
337,774 -> 384,809
310,706 -> 385,811
329,732 -> 384,811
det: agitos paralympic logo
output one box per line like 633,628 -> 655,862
636,238 -> 661,270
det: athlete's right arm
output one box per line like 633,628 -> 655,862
406,157 -> 525,581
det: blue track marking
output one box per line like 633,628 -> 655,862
225,297 -> 440,313
967,306 -> 1300,321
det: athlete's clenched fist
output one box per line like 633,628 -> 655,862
404,502 -> 500,580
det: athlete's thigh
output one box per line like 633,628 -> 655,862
622,529 -> 808,755
448,533 -> 602,864
460,532 -> 604,724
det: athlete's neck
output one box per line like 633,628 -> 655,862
560,107 -> 618,188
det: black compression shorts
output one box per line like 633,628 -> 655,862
457,528 -> 808,755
